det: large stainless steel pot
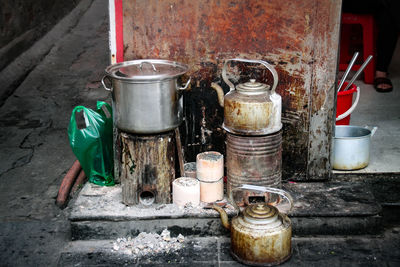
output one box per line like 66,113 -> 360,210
333,125 -> 377,170
102,59 -> 190,134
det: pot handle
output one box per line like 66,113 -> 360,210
336,86 -> 360,121
364,126 -> 378,138
222,58 -> 278,94
229,184 -> 294,214
371,126 -> 378,137
101,76 -> 113,92
139,61 -> 157,72
178,78 -> 191,91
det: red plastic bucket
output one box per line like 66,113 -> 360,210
336,82 -> 359,125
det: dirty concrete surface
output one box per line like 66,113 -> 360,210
0,1 -> 399,266
0,0 -> 109,265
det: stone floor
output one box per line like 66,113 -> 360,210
69,182 -> 382,240
59,228 -> 400,267
0,1 -> 109,266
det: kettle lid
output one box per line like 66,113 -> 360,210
243,203 -> 281,226
236,79 -> 269,93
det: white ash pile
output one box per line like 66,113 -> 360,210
112,229 -> 185,257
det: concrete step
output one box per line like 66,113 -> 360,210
58,229 -> 400,267
333,173 -> 400,205
69,182 -> 382,240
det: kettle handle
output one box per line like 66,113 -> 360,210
222,58 -> 278,94
229,184 -> 294,214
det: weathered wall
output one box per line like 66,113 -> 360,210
122,0 -> 341,180
0,0 -> 81,70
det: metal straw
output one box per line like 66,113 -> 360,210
338,52 -> 359,92
342,55 -> 373,91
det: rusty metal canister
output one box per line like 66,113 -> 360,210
226,131 -> 282,206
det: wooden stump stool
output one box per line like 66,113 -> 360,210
119,131 -> 175,206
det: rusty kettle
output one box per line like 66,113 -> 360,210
211,59 -> 282,135
213,184 -> 293,266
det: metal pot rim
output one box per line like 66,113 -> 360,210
334,125 -> 371,139
105,59 -> 189,82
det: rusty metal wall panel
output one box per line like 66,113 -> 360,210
307,1 -> 342,180
122,0 -> 341,180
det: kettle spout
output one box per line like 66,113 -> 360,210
211,82 -> 225,107
212,203 -> 231,230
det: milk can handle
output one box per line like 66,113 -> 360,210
222,58 -> 278,94
229,184 -> 294,215
336,86 -> 360,121
101,76 -> 113,92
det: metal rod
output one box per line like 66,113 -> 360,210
343,55 -> 373,91
338,52 -> 359,92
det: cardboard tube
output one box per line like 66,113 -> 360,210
196,151 -> 224,203
173,177 -> 200,207
184,162 -> 196,178
199,178 -> 224,203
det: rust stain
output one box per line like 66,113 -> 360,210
226,132 -> 282,206
224,99 -> 273,133
122,0 -> 341,180
125,1 -> 314,69
202,1 -> 309,54
333,162 -> 368,171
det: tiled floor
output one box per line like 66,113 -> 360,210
334,41 -> 400,174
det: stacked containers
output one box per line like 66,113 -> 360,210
102,59 -> 191,206
212,59 -> 282,206
196,152 -> 224,203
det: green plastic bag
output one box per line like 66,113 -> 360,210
68,101 -> 115,186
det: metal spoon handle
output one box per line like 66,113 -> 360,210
343,55 -> 373,91
338,52 -> 359,92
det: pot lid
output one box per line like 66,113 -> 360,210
242,203 -> 281,225
236,79 -> 269,93
105,59 -> 189,81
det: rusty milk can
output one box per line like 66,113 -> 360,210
213,184 -> 293,266
226,130 -> 282,205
